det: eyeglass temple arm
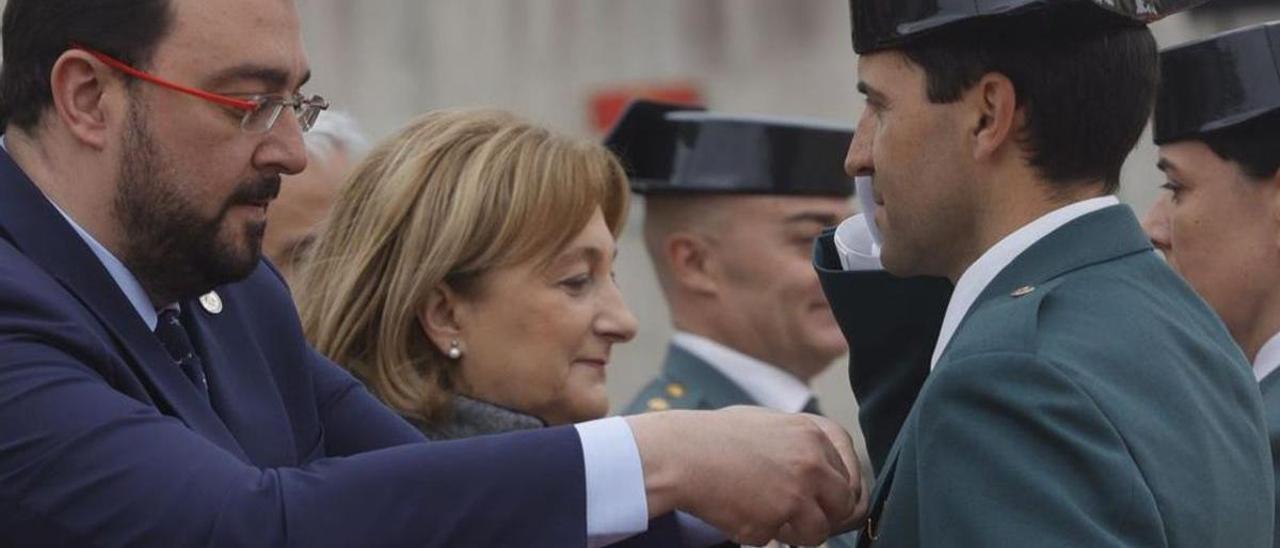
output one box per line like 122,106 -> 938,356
69,44 -> 258,112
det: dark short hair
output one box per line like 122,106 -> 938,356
0,0 -> 172,131
900,9 -> 1158,194
1200,111 -> 1280,181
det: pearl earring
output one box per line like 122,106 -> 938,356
447,339 -> 463,360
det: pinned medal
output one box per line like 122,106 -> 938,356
199,291 -> 223,314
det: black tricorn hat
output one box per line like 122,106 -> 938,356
604,99 -> 855,196
849,0 -> 1208,54
1154,22 -> 1280,145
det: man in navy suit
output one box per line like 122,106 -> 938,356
0,1 -> 865,546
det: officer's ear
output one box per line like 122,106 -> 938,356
49,49 -> 120,150
664,231 -> 722,297
1269,169 -> 1280,249
966,71 -> 1020,164
417,283 -> 465,359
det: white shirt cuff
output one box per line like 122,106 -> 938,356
577,416 -> 649,547
834,213 -> 884,271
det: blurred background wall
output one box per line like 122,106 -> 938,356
3,0 -> 1275,439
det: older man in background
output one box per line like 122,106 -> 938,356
261,110 -> 366,287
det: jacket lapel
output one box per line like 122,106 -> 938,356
182,297 -> 290,464
0,149 -> 245,457
937,204 -> 1153,366
857,413 -> 907,547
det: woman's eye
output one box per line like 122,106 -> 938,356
559,274 -> 591,292
1161,181 -> 1183,203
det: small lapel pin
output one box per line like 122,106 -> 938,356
1010,285 -> 1036,298
199,291 -> 223,314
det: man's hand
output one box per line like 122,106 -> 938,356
799,412 -> 868,534
627,407 -> 867,546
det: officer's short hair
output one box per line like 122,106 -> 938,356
1199,111 -> 1280,181
0,0 -> 172,131
899,9 -> 1158,194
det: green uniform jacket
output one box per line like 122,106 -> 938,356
814,205 -> 1274,547
1262,373 -> 1280,548
623,344 -> 757,414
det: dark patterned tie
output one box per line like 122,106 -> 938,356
802,397 -> 823,416
154,308 -> 209,399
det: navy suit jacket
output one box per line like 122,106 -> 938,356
0,149 -> 684,546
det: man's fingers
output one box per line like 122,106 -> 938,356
809,451 -> 857,532
800,415 -> 861,526
839,483 -> 871,534
819,419 -> 869,531
653,407 -> 871,545
811,420 -> 851,485
806,414 -> 858,481
826,425 -> 867,530
775,499 -> 833,547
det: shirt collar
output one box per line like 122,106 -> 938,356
1253,331 -> 1280,383
2,134 -> 165,330
671,331 -> 814,413
930,195 -> 1121,369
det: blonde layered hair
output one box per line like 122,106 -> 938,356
296,109 -> 629,425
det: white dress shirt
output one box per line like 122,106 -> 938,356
930,196 -> 1119,369
831,194 -> 1120,371
1254,331 -> 1280,383
673,332 -> 815,413
1,136 -> 681,547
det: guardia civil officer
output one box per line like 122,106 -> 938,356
816,0 -> 1273,545
1141,21 -> 1280,547
607,100 -> 854,418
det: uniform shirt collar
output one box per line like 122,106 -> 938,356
671,331 -> 814,413
2,134 -> 166,330
930,195 -> 1120,369
1253,331 -> 1280,383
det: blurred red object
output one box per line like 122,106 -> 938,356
590,82 -> 702,134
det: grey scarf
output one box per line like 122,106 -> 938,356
414,394 -> 546,440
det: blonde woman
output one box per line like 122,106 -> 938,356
297,109 -> 638,439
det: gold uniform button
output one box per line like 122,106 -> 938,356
1010,285 -> 1036,298
665,383 -> 686,398
647,397 -> 670,411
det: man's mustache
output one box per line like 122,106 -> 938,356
229,175 -> 282,205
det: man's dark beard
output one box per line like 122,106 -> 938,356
115,101 -> 281,305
